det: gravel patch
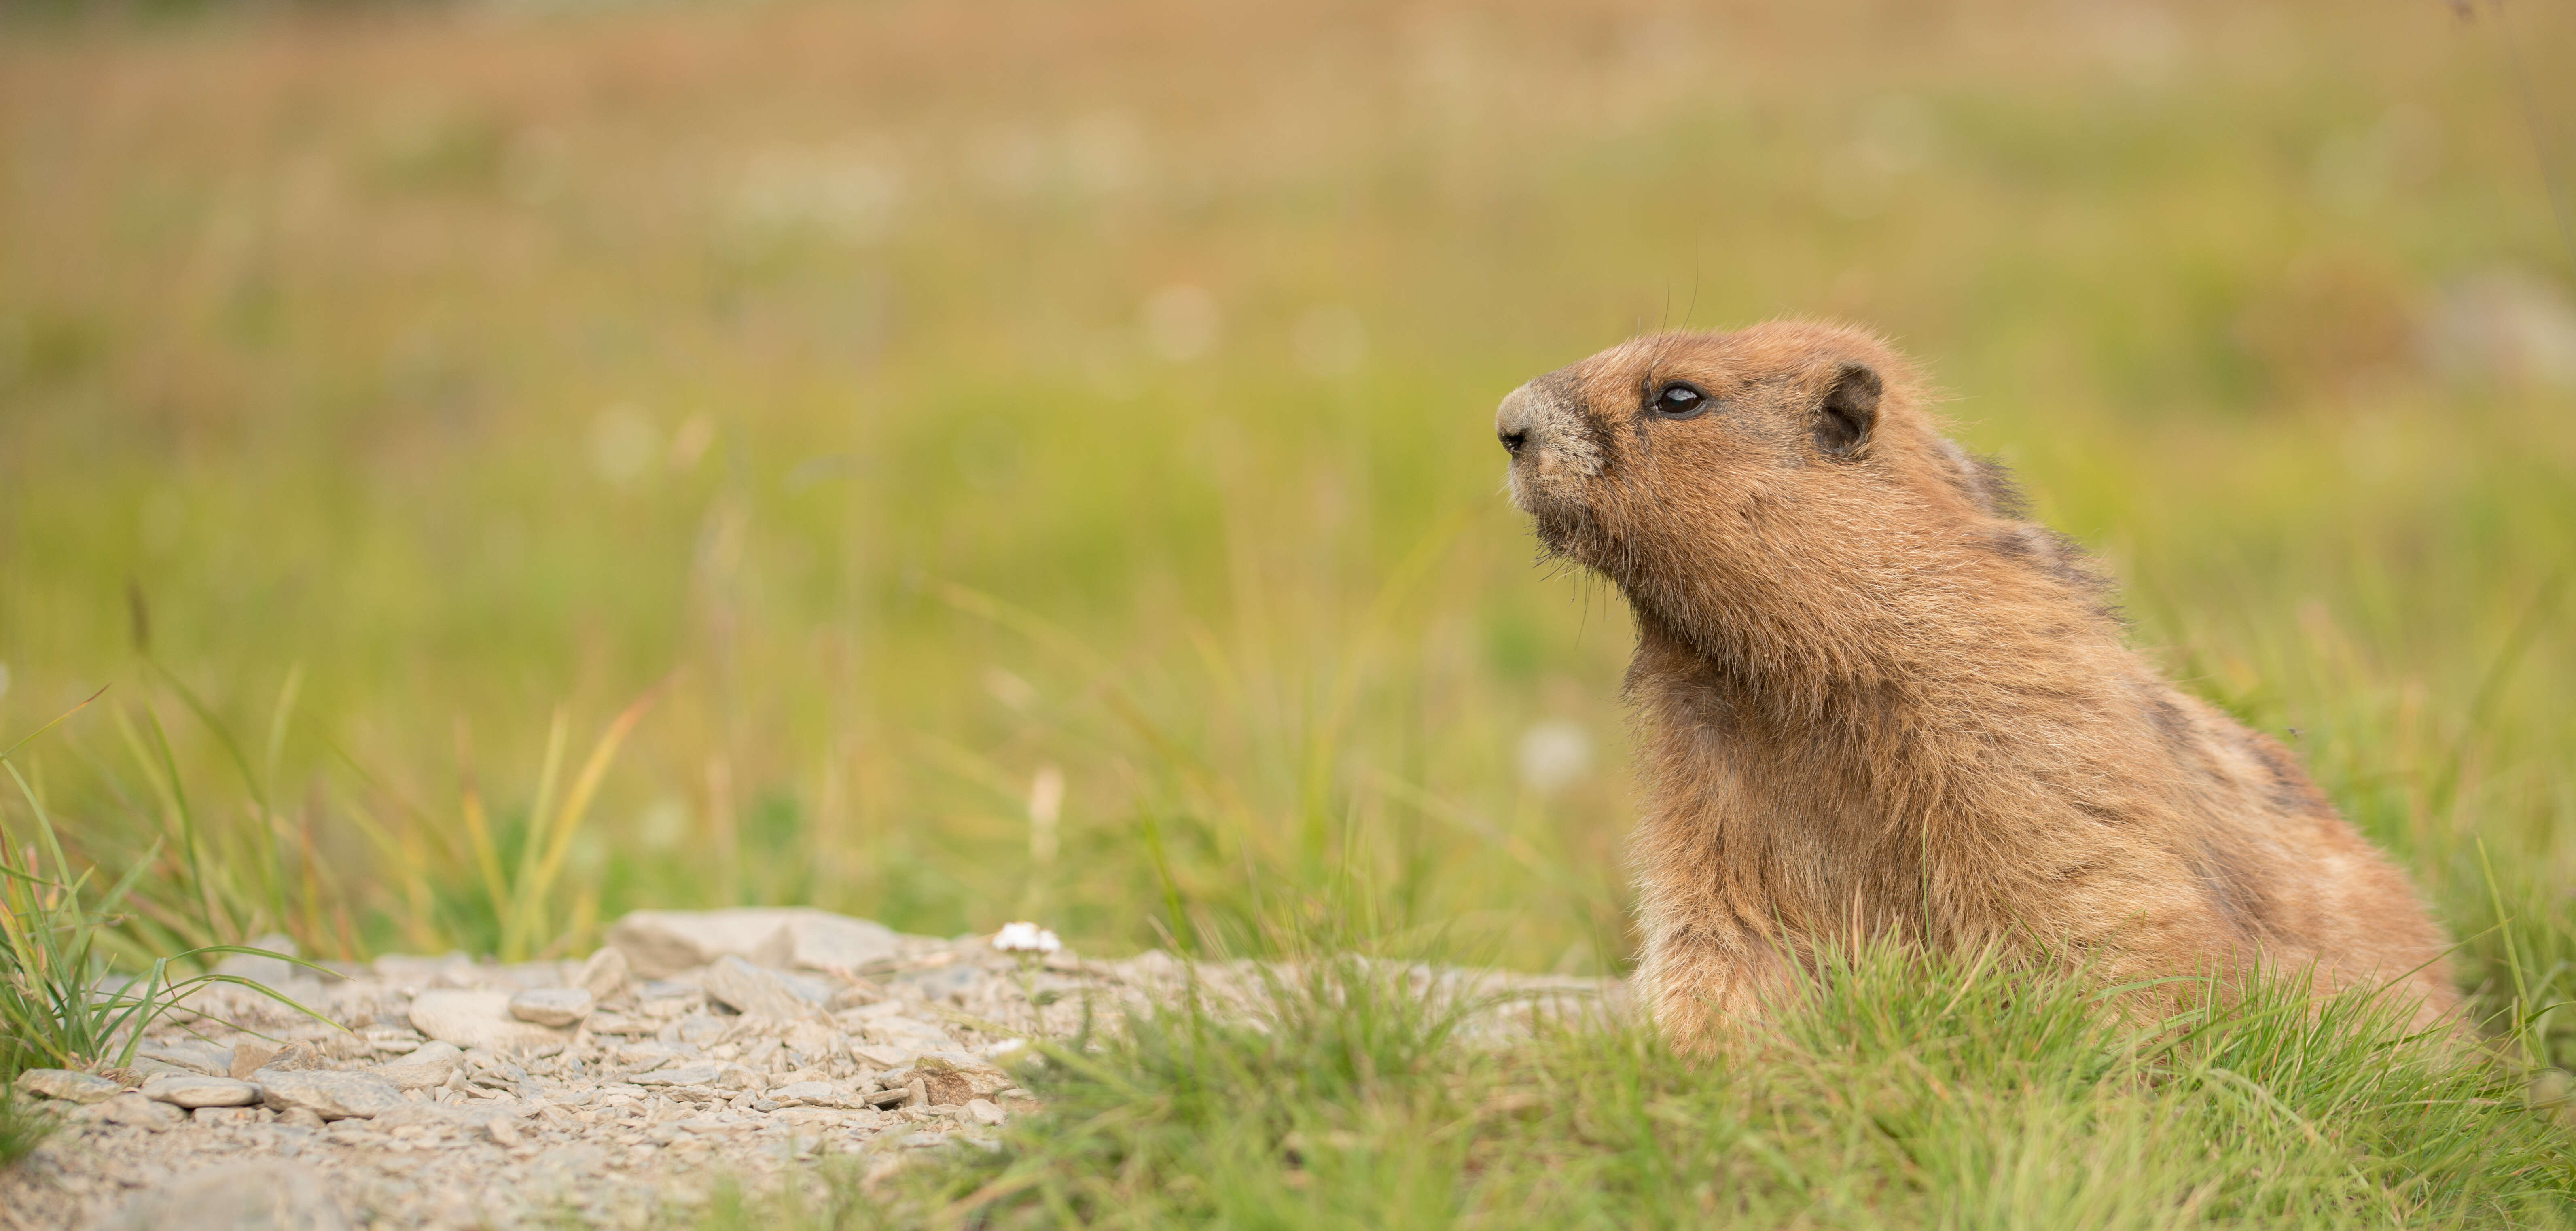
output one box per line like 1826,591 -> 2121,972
0,911 -> 1622,1229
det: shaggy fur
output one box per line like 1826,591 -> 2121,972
1496,321 -> 2459,1050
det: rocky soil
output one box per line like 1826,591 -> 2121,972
1,910 -> 1622,1230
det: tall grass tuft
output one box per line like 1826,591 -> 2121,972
2,699 -> 326,1078
335,692 -> 655,963
0,1077 -> 50,1172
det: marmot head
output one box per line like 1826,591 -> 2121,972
1497,320 -> 2083,673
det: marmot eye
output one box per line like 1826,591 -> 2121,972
1653,382 -> 1707,419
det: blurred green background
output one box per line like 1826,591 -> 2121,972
2,0 -> 2571,1010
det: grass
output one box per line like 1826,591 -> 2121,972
3,0 -> 2576,1217
0,1080 -> 49,1172
2,698 -> 329,1083
703,951 -> 2576,1229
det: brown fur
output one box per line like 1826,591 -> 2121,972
1495,321 -> 2459,1049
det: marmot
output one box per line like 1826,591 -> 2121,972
1496,320 -> 2460,1049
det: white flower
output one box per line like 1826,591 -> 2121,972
992,922 -> 1063,955
1517,720 -> 1594,794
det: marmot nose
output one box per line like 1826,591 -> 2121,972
1496,384 -> 1538,456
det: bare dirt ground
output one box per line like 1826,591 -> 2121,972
2,911 -> 1622,1230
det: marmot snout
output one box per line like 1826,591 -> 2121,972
1500,320 -> 2459,1050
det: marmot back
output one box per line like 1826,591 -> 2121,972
1495,320 -> 2458,1049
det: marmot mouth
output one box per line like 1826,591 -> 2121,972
1530,504 -> 1594,559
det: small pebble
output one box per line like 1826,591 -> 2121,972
509,987 -> 595,1028
488,1117 -> 522,1146
966,1098 -> 1006,1126
100,1093 -> 184,1130
144,1075 -> 264,1108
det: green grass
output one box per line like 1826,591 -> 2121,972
0,1079 -> 51,1172
703,951 -> 2576,1229
4,0 -> 2576,1220
1,703 -> 330,1080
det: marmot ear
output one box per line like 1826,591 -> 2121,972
1814,362 -> 1880,458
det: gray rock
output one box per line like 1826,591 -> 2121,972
851,1042 -> 916,1067
630,1063 -> 722,1089
258,1069 -> 406,1120
703,956 -> 829,1020
860,1014 -> 955,1049
606,908 -> 900,978
254,1040 -> 330,1073
369,1040 -> 464,1091
966,1098 -> 1006,1125
766,1080 -> 839,1104
509,986 -> 594,1027
576,947 -> 632,1001
408,989 -> 574,1051
100,1092 -> 185,1129
193,1105 -> 271,1126
357,1025 -> 424,1055
138,1039 -> 233,1076
104,1160 -> 349,1231
777,911 -> 907,975
16,1067 -> 121,1104
145,1074 -> 264,1108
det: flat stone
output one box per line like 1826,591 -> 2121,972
358,1026 -> 424,1055
100,1092 -> 185,1129
256,1040 -> 330,1073
966,1098 -> 1006,1126
630,1063 -> 722,1089
576,947 -> 632,1001
194,1106 -> 271,1126
145,1074 -> 264,1108
702,956 -> 828,1020
850,1043 -> 915,1067
860,1014 -> 955,1047
767,1081 -> 839,1105
370,1040 -> 464,1091
104,1160 -> 349,1231
510,986 -> 595,1027
258,1069 -> 407,1120
138,1039 -> 233,1076
606,908 -> 900,978
409,989 -> 574,1051
776,911 -> 907,975
17,1067 -> 121,1104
